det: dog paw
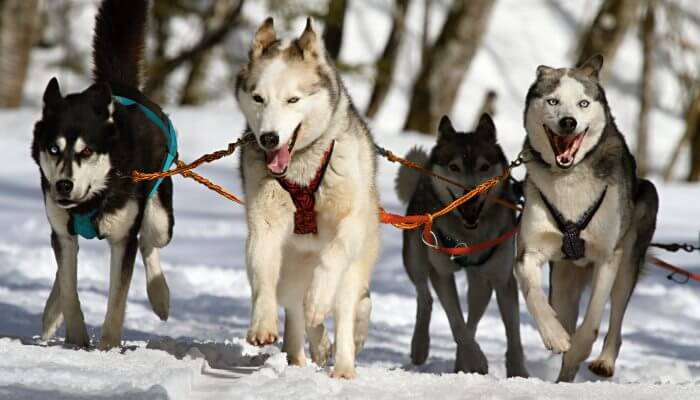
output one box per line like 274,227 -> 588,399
304,287 -> 333,328
64,326 -> 90,349
539,320 -> 571,354
246,318 -> 278,347
410,328 -> 430,365
556,366 -> 579,383
147,275 -> 170,321
330,366 -> 356,379
588,359 -> 615,378
96,338 -> 120,351
310,333 -> 332,367
455,342 -> 488,374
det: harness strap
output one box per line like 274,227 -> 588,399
71,90 -> 178,240
277,141 -> 335,235
539,186 -> 608,260
423,225 -> 518,259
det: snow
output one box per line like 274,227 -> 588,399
1,0 -> 700,398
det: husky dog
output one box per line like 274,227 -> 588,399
396,114 -> 528,377
516,55 -> 658,382
31,0 -> 173,349
235,18 -> 380,378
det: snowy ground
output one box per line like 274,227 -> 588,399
1,0 -> 700,399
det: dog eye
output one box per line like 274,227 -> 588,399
547,98 -> 559,106
48,145 -> 60,155
448,164 -> 460,172
479,164 -> 490,172
80,147 -> 93,157
578,100 -> 590,108
252,94 -> 264,104
287,97 -> 300,104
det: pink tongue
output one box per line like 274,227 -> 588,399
266,145 -> 290,174
556,134 -> 583,164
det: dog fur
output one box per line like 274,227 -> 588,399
31,0 -> 173,349
516,55 -> 659,382
396,114 -> 528,377
235,18 -> 380,378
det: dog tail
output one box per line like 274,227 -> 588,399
92,0 -> 148,88
395,147 -> 429,204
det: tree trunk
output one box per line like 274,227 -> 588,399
421,0 -> 431,65
636,0 -> 655,177
322,0 -> 347,61
662,86 -> 700,181
0,0 -> 40,108
365,0 -> 409,119
575,0 -> 638,68
180,1 -> 239,106
688,89 -> 700,181
403,0 -> 496,134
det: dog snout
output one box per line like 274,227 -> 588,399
260,132 -> 279,150
558,117 -> 577,134
56,179 -> 73,196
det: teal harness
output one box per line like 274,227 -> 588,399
71,95 -> 178,239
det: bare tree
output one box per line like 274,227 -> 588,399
403,0 -> 496,134
636,0 -> 656,176
575,0 -> 638,68
0,0 -> 40,108
688,87 -> 700,181
365,0 -> 410,118
144,0 -> 245,100
322,0 -> 347,61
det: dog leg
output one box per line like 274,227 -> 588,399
246,227 -> 285,346
41,270 -> 64,340
307,322 -> 331,367
549,261 -> 588,335
353,289 -> 371,356
558,253 -> 620,382
139,243 -> 169,321
404,235 -> 432,365
516,250 -> 571,354
430,269 -> 487,374
98,236 -> 137,350
495,271 -> 529,378
52,232 -> 89,347
283,306 -> 307,366
330,264 -> 364,379
589,251 -> 637,378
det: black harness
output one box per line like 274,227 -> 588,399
538,186 -> 608,260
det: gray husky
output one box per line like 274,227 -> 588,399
396,114 -> 528,377
516,55 -> 658,382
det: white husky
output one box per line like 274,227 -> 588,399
234,18 -> 380,378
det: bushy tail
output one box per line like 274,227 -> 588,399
395,147 -> 429,203
92,0 -> 148,88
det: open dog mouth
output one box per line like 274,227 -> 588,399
543,124 -> 588,169
55,186 -> 91,209
448,188 -> 484,229
265,123 -> 301,177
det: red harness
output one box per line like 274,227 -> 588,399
276,141 -> 335,235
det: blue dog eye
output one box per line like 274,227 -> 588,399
49,145 -> 60,155
578,100 -> 590,108
547,98 -> 559,106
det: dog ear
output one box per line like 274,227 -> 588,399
438,115 -> 455,139
251,17 -> 277,59
577,54 -> 604,80
536,65 -> 555,79
475,113 -> 496,143
43,77 -> 63,114
85,83 -> 113,116
296,17 -> 324,60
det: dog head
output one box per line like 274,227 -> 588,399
430,114 -> 507,229
32,77 -> 118,209
524,54 -> 610,170
235,17 -> 340,177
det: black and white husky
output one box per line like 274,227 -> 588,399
31,0 -> 174,349
396,114 -> 528,377
516,55 -> 658,381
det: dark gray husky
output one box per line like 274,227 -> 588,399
396,114 -> 528,377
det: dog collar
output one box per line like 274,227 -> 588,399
538,186 -> 608,260
71,88 -> 178,240
276,141 -> 335,235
